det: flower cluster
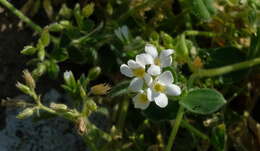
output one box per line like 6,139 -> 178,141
120,44 -> 181,110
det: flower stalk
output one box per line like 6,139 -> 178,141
191,57 -> 260,79
165,106 -> 185,151
0,0 -> 42,32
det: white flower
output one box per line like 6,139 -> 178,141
132,89 -> 151,110
145,44 -> 174,76
64,70 -> 73,80
147,71 -> 181,108
120,54 -> 153,92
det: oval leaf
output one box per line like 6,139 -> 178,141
180,88 -> 226,114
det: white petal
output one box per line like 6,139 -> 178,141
127,59 -> 144,69
136,53 -> 154,66
159,49 -> 174,58
154,93 -> 168,108
157,71 -> 173,84
147,88 -> 153,101
145,44 -> 158,58
144,74 -> 153,86
129,78 -> 143,92
147,65 -> 161,76
166,84 -> 181,96
133,94 -> 150,110
160,56 -> 172,68
120,64 -> 133,77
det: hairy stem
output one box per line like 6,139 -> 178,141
181,120 -> 209,140
165,106 -> 185,151
0,0 -> 42,32
191,57 -> 260,78
117,97 -> 129,131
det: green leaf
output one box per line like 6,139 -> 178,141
51,48 -> 69,62
191,0 -> 216,21
40,29 -> 50,47
82,3 -> 95,18
21,46 -> 37,55
47,60 -> 60,79
108,80 -> 130,97
143,101 -> 179,121
180,88 -> 226,114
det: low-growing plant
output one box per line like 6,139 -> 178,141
0,0 -> 260,150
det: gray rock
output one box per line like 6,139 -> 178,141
0,89 -> 87,151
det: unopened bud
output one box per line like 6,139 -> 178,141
75,117 -> 87,135
59,4 -> 72,19
50,102 -> 68,111
79,86 -> 86,98
16,82 -> 32,95
48,23 -> 64,32
63,70 -> 76,87
87,66 -> 101,81
23,70 -> 35,89
90,83 -> 111,95
32,63 -> 47,78
16,107 -> 35,119
85,99 -> 97,112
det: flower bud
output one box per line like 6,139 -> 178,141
48,23 -> 64,32
79,86 -> 87,98
75,117 -> 87,135
87,66 -> 101,81
90,83 -> 111,95
59,4 -> 72,19
23,70 -> 36,89
16,107 -> 35,119
85,99 -> 97,112
50,102 -> 68,111
63,70 -> 76,87
16,82 -> 32,95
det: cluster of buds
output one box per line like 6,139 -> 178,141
120,44 -> 181,110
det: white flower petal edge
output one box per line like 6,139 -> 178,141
160,56 -> 172,68
145,44 -> 158,58
127,59 -> 144,69
144,74 -> 153,86
154,93 -> 168,108
166,84 -> 181,96
129,77 -> 143,92
159,49 -> 174,58
147,65 -> 161,76
136,53 -> 154,66
120,64 -> 133,77
157,71 -> 173,84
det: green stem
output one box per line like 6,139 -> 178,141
191,57 -> 260,78
165,106 -> 185,151
181,120 -> 209,140
184,30 -> 220,37
117,97 -> 129,131
0,0 -> 42,32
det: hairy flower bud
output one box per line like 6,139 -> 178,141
16,107 -> 35,119
16,82 -> 32,95
23,70 -> 36,89
50,102 -> 68,111
90,84 -> 111,95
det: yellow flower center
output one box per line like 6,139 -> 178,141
154,83 -> 166,92
139,93 -> 148,104
133,68 -> 145,77
154,58 -> 161,66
